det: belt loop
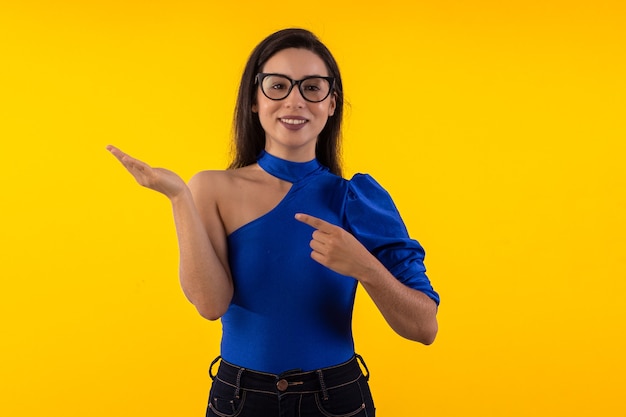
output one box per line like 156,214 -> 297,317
234,367 -> 245,399
209,356 -> 221,380
355,354 -> 370,381
316,369 -> 329,401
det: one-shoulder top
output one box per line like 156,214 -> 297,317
220,151 -> 440,373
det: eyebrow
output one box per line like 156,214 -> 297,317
261,72 -> 330,79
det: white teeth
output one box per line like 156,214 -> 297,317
281,118 -> 307,125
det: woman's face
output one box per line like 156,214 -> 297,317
253,48 -> 336,161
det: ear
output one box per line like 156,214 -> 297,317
251,91 -> 259,113
327,92 -> 337,117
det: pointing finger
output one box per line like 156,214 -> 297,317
294,213 -> 334,232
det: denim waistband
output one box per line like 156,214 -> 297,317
209,355 -> 369,398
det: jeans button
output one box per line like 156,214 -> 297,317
276,379 -> 288,391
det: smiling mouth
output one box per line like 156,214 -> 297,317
280,118 -> 308,125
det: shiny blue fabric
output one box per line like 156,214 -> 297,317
220,151 -> 439,373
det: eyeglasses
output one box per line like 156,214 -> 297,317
256,73 -> 335,103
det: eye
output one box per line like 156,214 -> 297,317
302,78 -> 326,91
270,82 -> 286,90
263,75 -> 291,90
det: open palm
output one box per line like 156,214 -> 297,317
106,145 -> 187,199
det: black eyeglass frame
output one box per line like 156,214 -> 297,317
255,73 -> 335,103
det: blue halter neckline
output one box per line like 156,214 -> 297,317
257,150 -> 324,183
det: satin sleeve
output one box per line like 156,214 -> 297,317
344,174 -> 440,305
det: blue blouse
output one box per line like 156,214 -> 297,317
220,151 -> 439,373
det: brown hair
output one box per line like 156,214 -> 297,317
228,28 -> 344,176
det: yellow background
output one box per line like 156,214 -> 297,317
1,0 -> 625,416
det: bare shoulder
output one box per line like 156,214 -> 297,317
189,169 -> 230,190
189,164 -> 289,235
188,165 -> 262,200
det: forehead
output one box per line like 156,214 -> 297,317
261,48 -> 329,77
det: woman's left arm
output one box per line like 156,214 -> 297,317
295,213 -> 438,345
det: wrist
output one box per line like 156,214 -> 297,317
352,255 -> 385,285
169,186 -> 193,207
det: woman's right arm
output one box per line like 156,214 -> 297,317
178,171 -> 233,320
107,145 -> 233,320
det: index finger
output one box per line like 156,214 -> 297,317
106,145 -> 149,169
106,144 -> 130,162
294,213 -> 335,232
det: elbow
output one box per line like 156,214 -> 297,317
403,317 -> 438,345
187,292 -> 231,321
403,327 -> 437,345
199,312 -> 223,321
195,303 -> 229,321
421,318 -> 439,345
182,285 -> 232,321
418,325 -> 438,345
415,299 -> 439,345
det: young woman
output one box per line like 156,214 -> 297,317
108,28 -> 439,417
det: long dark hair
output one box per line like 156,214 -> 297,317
228,28 -> 344,176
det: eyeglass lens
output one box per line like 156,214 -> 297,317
260,75 -> 331,102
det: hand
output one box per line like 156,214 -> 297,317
295,213 -> 376,280
106,145 -> 188,200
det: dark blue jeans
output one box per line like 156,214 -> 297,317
206,355 -> 376,417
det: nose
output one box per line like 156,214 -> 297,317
283,83 -> 306,107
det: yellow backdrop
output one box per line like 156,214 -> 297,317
1,0 -> 624,416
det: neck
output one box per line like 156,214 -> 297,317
263,144 -> 316,163
257,150 -> 325,183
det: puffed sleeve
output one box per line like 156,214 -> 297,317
344,174 -> 440,305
